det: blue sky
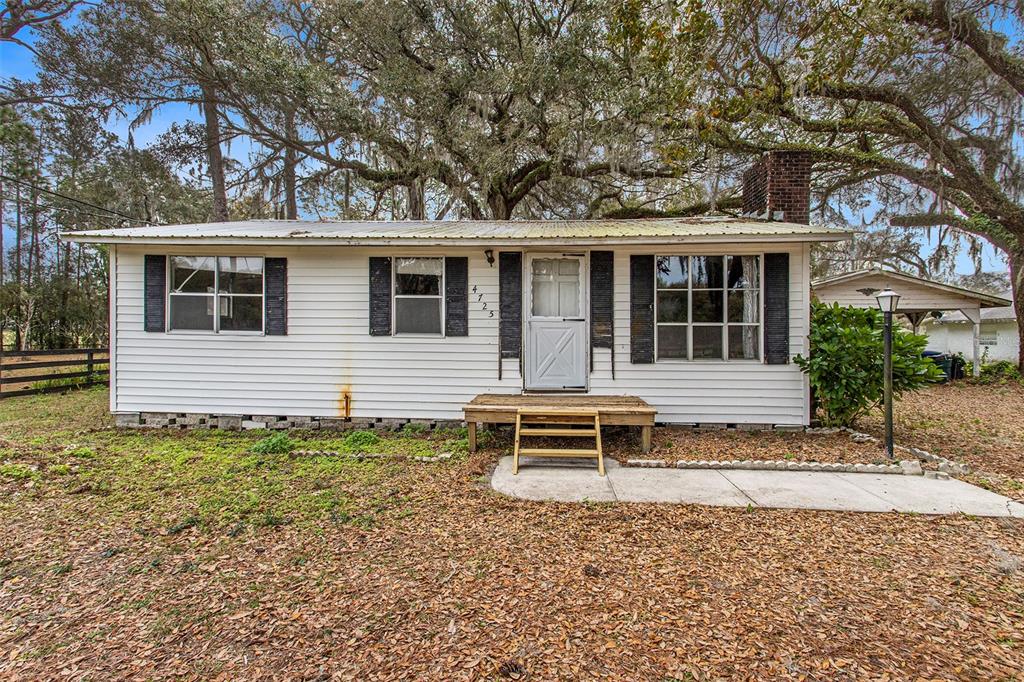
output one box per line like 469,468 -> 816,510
0,20 -> 1008,277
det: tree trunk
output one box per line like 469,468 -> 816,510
1009,243 -> 1024,372
407,179 -> 426,220
200,80 -> 229,221
14,186 -> 22,351
283,108 -> 298,220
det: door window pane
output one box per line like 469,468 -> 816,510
218,257 -> 263,294
656,256 -> 688,288
395,257 -> 442,295
220,296 -> 263,332
531,258 -> 580,317
692,289 -> 724,323
692,326 -> 724,359
558,280 -> 580,317
170,294 -> 215,330
729,325 -> 760,360
657,326 -> 687,359
691,256 -> 724,288
395,298 -> 442,334
657,291 -> 688,323
728,290 -> 759,323
171,256 -> 215,293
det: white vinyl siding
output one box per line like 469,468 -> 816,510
112,242 -> 811,424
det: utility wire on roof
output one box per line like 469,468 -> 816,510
0,174 -> 159,226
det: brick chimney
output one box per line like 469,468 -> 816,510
741,151 -> 813,224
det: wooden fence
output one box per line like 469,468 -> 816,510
0,348 -> 110,399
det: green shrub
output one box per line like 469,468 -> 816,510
250,432 -> 294,455
970,360 -> 1023,385
342,430 -> 381,450
795,302 -> 943,427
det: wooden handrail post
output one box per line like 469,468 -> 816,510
87,350 -> 94,377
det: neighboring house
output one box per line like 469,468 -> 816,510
812,268 -> 1012,375
63,151 -> 847,429
924,296 -> 1019,364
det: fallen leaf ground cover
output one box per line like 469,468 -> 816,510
2,387 -> 1024,680
860,381 -> 1024,501
605,428 -> 886,465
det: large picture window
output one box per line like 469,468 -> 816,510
655,255 -> 761,361
394,257 -> 443,335
168,256 -> 264,333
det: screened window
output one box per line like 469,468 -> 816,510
655,255 -> 761,360
394,257 -> 443,335
168,256 -> 264,333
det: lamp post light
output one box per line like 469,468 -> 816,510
875,289 -> 901,459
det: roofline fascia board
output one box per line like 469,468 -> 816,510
59,233 -> 851,247
813,268 -> 1011,307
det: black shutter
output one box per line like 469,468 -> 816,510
764,253 -> 790,364
369,256 -> 392,336
445,257 -> 469,336
498,252 -> 522,358
630,255 -> 654,363
264,257 -> 287,335
590,251 -> 614,350
144,255 -> 166,332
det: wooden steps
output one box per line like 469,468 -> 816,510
513,408 -> 604,476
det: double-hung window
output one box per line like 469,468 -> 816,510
168,256 -> 264,333
655,255 -> 761,361
393,257 -> 443,335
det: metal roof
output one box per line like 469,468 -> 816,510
813,268 -> 1011,309
60,217 -> 850,246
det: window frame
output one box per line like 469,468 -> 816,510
391,256 -> 446,337
654,254 -> 764,362
166,255 -> 266,335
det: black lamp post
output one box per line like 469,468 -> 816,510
875,289 -> 901,459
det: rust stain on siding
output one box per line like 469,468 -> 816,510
338,386 -> 352,418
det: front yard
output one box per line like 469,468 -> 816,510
2,387 -> 1023,679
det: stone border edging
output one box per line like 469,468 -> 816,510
624,424 -> 967,478
837,427 -> 970,475
625,458 -> 917,475
291,449 -> 454,463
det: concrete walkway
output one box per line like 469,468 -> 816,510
491,457 -> 1024,517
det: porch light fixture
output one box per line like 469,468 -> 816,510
875,289 -> 900,459
484,249 -> 495,266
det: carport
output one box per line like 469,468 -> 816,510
812,268 -> 1011,377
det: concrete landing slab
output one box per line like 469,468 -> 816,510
610,468 -> 753,507
490,456 -> 1024,517
491,456 -> 616,502
719,470 -> 896,513
839,473 -> 1024,517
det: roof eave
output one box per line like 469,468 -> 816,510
60,232 -> 851,247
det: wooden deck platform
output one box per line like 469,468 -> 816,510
463,394 -> 656,454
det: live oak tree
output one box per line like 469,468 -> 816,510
169,0 -> 698,220
617,0 -> 1024,368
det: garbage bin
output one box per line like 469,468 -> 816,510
922,350 -> 952,382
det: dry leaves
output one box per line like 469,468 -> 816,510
1,388 -> 1023,680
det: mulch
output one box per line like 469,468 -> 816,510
604,427 -> 888,465
859,382 -> 1024,501
3,449 -> 1024,680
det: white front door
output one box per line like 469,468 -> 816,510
525,254 -> 587,390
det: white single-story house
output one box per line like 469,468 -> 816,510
62,151 -> 849,431
924,295 -> 1019,364
812,268 -> 1012,376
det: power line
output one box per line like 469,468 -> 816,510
0,174 -> 158,226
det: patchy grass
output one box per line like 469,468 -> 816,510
1,388 -> 1023,679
